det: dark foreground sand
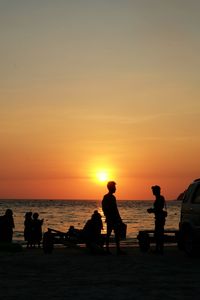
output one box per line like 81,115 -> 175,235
1,245 -> 200,300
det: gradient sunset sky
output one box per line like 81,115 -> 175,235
1,0 -> 200,200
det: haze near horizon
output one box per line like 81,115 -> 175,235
1,1 -> 200,200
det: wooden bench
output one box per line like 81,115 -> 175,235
46,228 -> 84,247
137,229 -> 180,252
46,228 -> 107,248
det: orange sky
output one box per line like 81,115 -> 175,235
1,1 -> 200,200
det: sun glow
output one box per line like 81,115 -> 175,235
89,159 -> 115,185
96,170 -> 109,182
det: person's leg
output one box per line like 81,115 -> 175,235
159,225 -> 165,254
114,224 -> 126,254
154,222 -> 160,253
114,225 -> 120,252
155,224 -> 164,254
106,223 -> 112,253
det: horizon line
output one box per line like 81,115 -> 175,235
0,198 -> 177,201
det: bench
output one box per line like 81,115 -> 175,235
137,229 -> 180,252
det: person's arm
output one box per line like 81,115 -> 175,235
147,208 -> 155,214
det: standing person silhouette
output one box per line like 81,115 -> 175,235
147,185 -> 167,254
32,212 -> 43,248
102,181 -> 125,255
24,212 -> 33,248
0,209 -> 15,242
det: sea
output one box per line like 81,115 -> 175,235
0,199 -> 181,245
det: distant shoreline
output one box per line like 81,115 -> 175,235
0,198 -> 177,201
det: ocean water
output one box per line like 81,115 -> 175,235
0,199 -> 181,243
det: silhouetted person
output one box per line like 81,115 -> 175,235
102,181 -> 125,255
147,185 -> 167,254
0,209 -> 15,243
43,229 -> 54,254
82,210 -> 104,254
66,225 -> 82,243
32,212 -> 43,248
24,212 -> 33,248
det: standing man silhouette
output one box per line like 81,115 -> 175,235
147,185 -> 167,254
102,181 -> 125,255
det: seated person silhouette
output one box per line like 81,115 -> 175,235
66,225 -> 82,243
82,210 -> 104,254
43,229 -> 54,254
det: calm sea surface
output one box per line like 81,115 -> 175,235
0,200 -> 181,244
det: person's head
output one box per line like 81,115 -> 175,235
33,212 -> 39,219
107,181 -> 116,193
92,210 -> 101,220
5,209 -> 13,217
151,185 -> 161,196
25,212 -> 32,219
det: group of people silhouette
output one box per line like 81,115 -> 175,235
69,181 -> 167,255
81,181 -> 167,255
0,181 -> 167,255
24,212 -> 43,248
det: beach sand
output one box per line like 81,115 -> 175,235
1,244 -> 200,300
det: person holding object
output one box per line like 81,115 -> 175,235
102,181 -> 125,255
147,185 -> 167,254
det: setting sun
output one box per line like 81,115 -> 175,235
96,171 -> 109,183
0,1 -> 199,201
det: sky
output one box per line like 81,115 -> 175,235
0,0 -> 200,200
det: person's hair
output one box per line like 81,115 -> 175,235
5,209 -> 13,216
33,212 -> 39,219
107,181 -> 116,190
151,185 -> 161,193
